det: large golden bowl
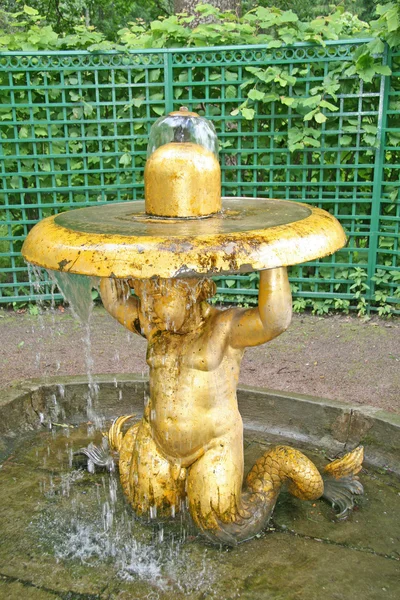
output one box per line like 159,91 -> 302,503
22,197 -> 346,279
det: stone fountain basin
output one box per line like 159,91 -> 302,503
0,376 -> 399,600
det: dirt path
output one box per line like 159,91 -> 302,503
0,307 -> 399,413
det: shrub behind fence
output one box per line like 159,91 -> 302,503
0,40 -> 399,313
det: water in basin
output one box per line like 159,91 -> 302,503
1,422 -> 399,600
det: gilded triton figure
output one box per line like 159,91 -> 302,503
99,270 -> 363,545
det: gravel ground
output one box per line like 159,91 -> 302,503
0,306 -> 399,413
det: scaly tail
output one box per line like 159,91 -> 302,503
203,445 -> 363,546
202,446 -> 324,545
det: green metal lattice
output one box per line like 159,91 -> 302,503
0,40 -> 399,311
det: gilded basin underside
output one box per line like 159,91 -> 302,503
21,197 -> 346,278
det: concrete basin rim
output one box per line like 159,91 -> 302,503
2,372 -> 399,432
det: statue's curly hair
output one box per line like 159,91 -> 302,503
195,278 -> 217,301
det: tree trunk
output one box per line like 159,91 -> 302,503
174,0 -> 241,25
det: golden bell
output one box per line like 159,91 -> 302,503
144,107 -> 221,218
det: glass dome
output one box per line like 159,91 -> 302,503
144,107 -> 221,218
147,107 -> 219,158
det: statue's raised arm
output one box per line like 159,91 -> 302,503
99,278 -> 142,336
229,267 -> 292,349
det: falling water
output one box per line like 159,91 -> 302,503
30,425 -> 219,596
23,268 -> 229,595
28,264 -> 69,424
48,270 -> 102,428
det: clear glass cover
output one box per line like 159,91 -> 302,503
147,107 -> 219,158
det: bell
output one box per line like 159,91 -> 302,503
144,107 -> 221,218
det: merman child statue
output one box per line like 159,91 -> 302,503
100,269 -> 363,546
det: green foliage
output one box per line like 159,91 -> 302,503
243,1 -> 380,24
1,0 -> 173,40
0,3 -> 399,315
212,264 -> 399,317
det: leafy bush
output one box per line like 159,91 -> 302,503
0,3 -> 399,314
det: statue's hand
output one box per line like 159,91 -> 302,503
99,277 -> 141,335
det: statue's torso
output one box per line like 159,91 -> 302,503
145,317 -> 244,464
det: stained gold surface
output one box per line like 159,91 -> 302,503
102,270 -> 363,544
144,142 -> 221,217
21,197 -> 346,278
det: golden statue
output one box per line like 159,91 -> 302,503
22,107 -> 364,545
100,270 -> 363,545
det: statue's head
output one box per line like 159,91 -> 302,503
132,277 -> 216,332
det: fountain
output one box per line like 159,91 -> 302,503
21,107 -> 365,546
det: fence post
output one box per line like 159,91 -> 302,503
366,43 -> 392,309
164,51 -> 174,113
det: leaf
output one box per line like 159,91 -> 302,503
342,125 -> 359,133
225,85 -> 237,99
247,89 -> 264,101
303,137 -> 321,148
358,66 -> 376,83
339,135 -> 352,146
23,5 -> 39,15
280,97 -> 295,106
363,124 -> 377,134
19,126 -> 29,139
367,38 -> 385,55
363,134 -> 377,146
225,71 -> 238,81
34,126 -> 48,137
119,153 -> 131,167
263,94 -> 279,103
320,100 -> 338,112
303,109 -> 317,121
152,105 -> 165,116
72,107 -> 83,120
150,92 -> 164,101
124,95 -> 145,112
39,160 -> 51,172
375,65 -> 392,76
282,74 -> 297,87
386,6 -> 400,32
241,107 -> 255,120
83,102 -> 94,117
149,69 -> 161,83
267,40 -> 283,49
314,112 -> 327,124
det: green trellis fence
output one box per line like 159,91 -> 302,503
0,40 -> 399,312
